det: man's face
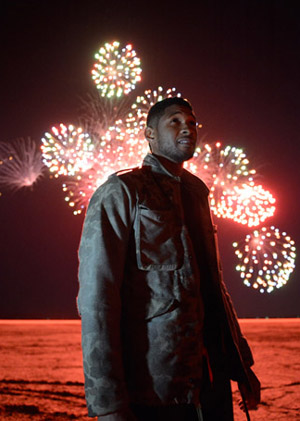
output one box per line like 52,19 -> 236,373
146,104 -> 198,163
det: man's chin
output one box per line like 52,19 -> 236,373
180,151 -> 195,162
157,150 -> 195,164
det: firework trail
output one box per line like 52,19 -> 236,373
91,41 -> 142,98
233,226 -> 296,293
41,124 -> 97,177
78,91 -> 133,138
0,138 -> 45,191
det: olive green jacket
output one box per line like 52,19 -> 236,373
78,153 -> 255,417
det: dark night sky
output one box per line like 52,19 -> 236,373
1,0 -> 299,318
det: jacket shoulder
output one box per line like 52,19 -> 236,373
109,165 -> 148,186
86,167 -> 142,215
87,166 -> 147,203
113,165 -> 143,179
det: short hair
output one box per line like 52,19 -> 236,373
146,97 -> 193,127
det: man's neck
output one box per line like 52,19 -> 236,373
153,154 -> 183,177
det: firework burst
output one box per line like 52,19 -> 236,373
0,138 -> 45,191
185,141 -> 276,226
206,142 -> 256,189
62,130 -> 149,215
64,87 -> 183,214
186,141 -> 256,192
211,183 -> 276,227
233,226 -> 296,293
41,124 -> 97,177
91,41 -> 142,98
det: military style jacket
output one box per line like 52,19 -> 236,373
77,153 -> 255,417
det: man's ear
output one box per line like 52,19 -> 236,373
144,126 -> 155,142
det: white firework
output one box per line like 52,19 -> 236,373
0,138 -> 45,191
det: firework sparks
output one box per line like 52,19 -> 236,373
102,87 -> 183,152
185,141 -> 276,226
205,143 -> 277,226
184,143 -> 217,187
62,87 -> 182,215
211,183 -> 276,227
62,130 -> 149,215
41,124 -> 96,177
91,41 -> 142,98
186,141 -> 256,192
0,138 -> 45,191
78,91 -> 132,138
233,226 -> 296,293
206,142 -> 256,189
62,165 -> 103,216
123,87 -> 182,142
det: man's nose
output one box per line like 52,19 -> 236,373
181,124 -> 192,134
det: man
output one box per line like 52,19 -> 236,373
77,97 -> 260,420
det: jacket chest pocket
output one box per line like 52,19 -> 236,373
134,206 -> 184,271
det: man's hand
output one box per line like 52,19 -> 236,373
238,368 -> 261,412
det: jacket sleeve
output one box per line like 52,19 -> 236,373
221,278 -> 261,403
211,221 -> 254,370
77,176 -> 135,417
219,278 -> 254,369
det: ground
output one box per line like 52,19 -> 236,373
0,319 -> 299,420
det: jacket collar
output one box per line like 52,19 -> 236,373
142,153 -> 209,196
142,153 -> 182,182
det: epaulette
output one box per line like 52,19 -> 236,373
109,166 -> 142,178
